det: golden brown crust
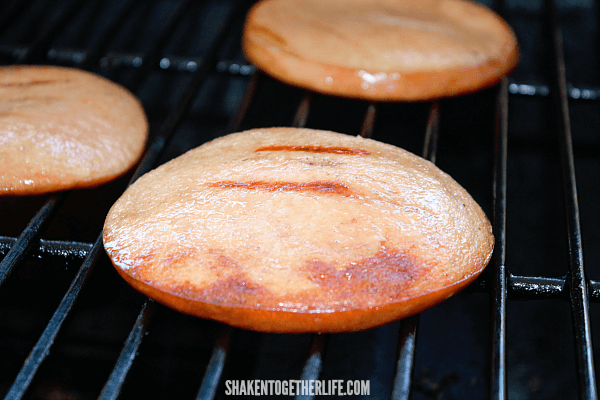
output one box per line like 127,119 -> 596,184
242,0 -> 519,101
115,264 -> 481,332
103,128 -> 494,333
0,65 -> 148,195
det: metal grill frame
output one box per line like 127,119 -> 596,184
0,0 -> 598,399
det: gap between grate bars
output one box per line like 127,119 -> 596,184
545,0 -> 598,398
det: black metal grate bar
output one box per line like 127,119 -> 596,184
74,0 -> 139,70
546,0 -> 598,398
291,92 -> 313,129
15,0 -> 86,63
0,195 -> 62,287
124,0 -> 193,93
508,81 -> 600,100
359,102 -> 376,138
0,237 -> 92,260
296,334 -> 328,400
97,300 -> 155,400
392,315 -> 419,400
195,327 -> 234,400
489,78 -> 509,400
422,102 -> 440,163
3,237 -> 104,400
508,275 -> 565,299
228,71 -> 260,133
391,101 -> 440,400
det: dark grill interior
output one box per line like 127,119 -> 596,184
1,0 -> 599,399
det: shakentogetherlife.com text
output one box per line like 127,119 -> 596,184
225,379 -> 370,396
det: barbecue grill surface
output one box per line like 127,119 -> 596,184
1,0 -> 599,399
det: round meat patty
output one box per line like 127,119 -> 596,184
0,65 -> 148,195
242,0 -> 519,101
103,127 -> 494,333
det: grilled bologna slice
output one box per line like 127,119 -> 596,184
103,128 -> 494,333
0,65 -> 148,195
242,0 -> 519,101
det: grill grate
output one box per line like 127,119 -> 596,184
0,0 -> 599,399
546,1 -> 597,398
